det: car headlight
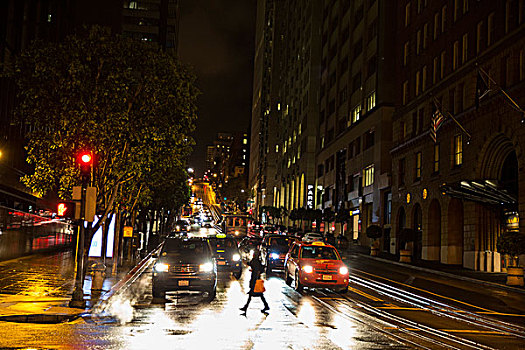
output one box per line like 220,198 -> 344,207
154,263 -> 169,273
235,230 -> 240,235
339,266 -> 348,275
199,262 -> 214,272
270,253 -> 279,259
303,265 -> 313,273
176,225 -> 180,230
232,253 -> 241,261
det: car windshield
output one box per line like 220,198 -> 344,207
300,246 -> 339,260
162,239 -> 210,256
268,236 -> 296,247
208,238 -> 237,249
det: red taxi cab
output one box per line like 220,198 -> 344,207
284,241 -> 349,293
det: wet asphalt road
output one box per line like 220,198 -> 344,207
0,267 -> 404,350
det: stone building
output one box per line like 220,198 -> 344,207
391,0 -> 525,271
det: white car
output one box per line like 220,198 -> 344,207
302,232 -> 325,243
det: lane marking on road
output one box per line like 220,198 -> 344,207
352,268 -> 494,313
440,329 -> 511,335
377,302 -> 421,311
317,296 -> 346,300
477,311 -> 525,317
348,286 -> 383,302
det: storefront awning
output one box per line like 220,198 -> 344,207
440,180 -> 517,208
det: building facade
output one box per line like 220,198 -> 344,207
271,0 -> 323,221
315,0 -> 396,242
249,0 -> 280,214
391,0 -> 525,271
122,0 -> 180,54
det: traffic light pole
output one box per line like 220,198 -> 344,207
69,183 -> 86,308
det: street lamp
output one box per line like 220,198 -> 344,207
188,167 -> 194,174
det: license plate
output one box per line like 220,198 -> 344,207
218,261 -> 226,265
178,280 -> 189,286
322,275 -> 332,280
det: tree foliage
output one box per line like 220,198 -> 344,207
8,26 -> 198,219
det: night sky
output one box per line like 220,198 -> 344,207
178,1 -> 256,176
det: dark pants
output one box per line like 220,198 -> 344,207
242,292 -> 269,310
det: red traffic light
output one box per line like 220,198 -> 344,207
80,153 -> 92,164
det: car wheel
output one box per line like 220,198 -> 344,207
285,268 -> 292,286
338,286 -> 348,294
152,284 -> 165,301
294,270 -> 303,292
205,288 -> 216,302
265,259 -> 272,275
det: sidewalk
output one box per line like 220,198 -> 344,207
344,243 -> 525,294
0,249 -> 150,322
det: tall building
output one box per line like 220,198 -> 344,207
391,0 -> 524,271
249,0 -> 280,214
315,0 -> 396,240
272,0 -> 323,219
122,0 -> 180,54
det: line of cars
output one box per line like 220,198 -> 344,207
238,230 -> 350,293
152,220 -> 349,301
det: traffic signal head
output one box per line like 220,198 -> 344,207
77,151 -> 93,183
57,201 -> 74,218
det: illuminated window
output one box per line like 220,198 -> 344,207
463,0 -> 469,13
416,30 -> 421,54
434,143 -> 440,173
275,145 -> 279,153
454,134 -> 463,166
367,92 -> 376,111
363,165 -> 374,187
415,152 -> 422,180
352,104 -> 362,123
454,0 -> 459,22
243,138 -> 247,144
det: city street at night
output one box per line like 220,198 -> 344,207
1,0 -> 525,349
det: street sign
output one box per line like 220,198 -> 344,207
123,226 -> 133,238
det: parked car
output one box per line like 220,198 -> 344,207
260,234 -> 299,273
284,241 -> 349,293
302,232 -> 325,243
207,234 -> 242,279
152,237 -> 217,301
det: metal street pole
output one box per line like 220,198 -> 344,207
69,183 -> 86,308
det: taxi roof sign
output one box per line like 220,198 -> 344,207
311,241 -> 326,246
216,233 -> 226,239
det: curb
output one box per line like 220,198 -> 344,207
357,252 -> 525,295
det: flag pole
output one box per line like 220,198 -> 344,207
478,66 -> 524,113
433,97 -> 472,141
